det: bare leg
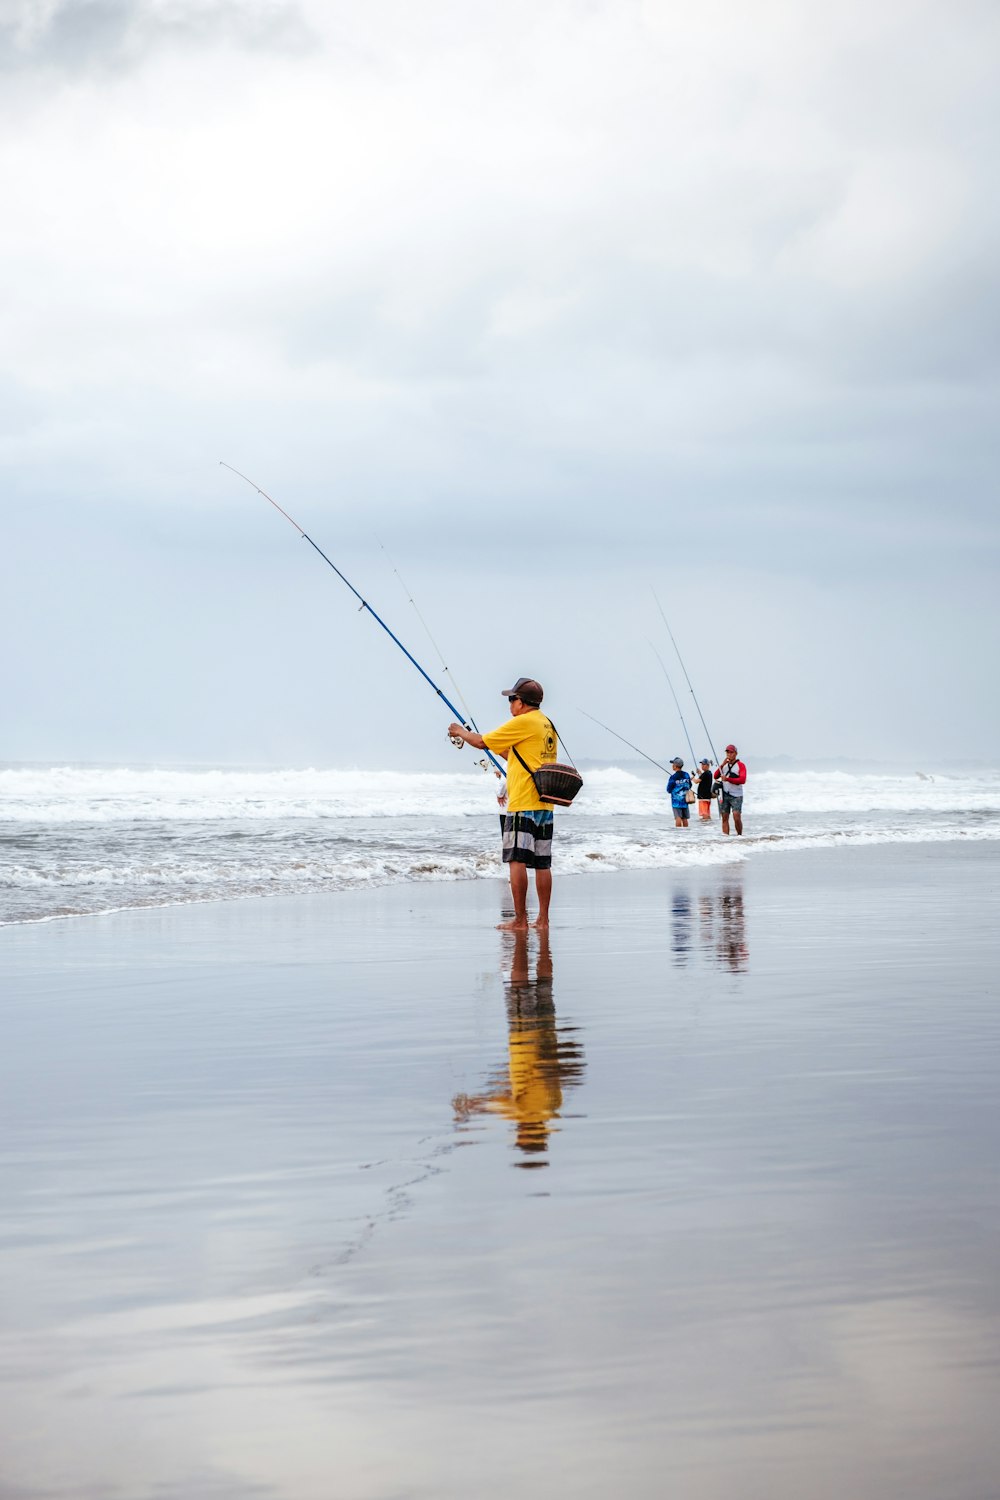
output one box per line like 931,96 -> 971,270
499,862 -> 529,929
533,868 -> 552,928
733,808 -> 743,836
721,812 -> 731,835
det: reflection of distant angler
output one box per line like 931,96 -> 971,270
453,929 -> 585,1168
716,879 -> 748,972
671,888 -> 692,965
695,878 -> 749,971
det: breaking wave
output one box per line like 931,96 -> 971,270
2,762 -> 998,924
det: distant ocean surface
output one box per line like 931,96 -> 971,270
2,762 -> 998,925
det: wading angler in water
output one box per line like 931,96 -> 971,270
666,758 -> 693,828
696,758 -> 715,820
448,678 -> 559,930
714,744 -> 747,836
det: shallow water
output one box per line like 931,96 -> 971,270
1,843 -> 998,1498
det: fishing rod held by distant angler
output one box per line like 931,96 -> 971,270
578,709 -> 673,775
648,640 -> 698,768
221,462 -> 505,774
651,589 -> 719,766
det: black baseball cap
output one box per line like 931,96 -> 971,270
503,677 -> 543,706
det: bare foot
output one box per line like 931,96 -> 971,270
531,917 -> 549,930
497,918 -> 529,931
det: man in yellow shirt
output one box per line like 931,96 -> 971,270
447,676 -> 558,929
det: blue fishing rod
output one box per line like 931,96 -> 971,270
221,462 -> 505,775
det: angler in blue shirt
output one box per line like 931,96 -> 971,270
666,758 -> 693,829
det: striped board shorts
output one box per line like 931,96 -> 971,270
502,811 -> 554,869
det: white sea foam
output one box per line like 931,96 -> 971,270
1,762 -> 998,924
2,763 -> 996,821
0,764 -> 498,821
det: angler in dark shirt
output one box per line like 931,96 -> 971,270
695,759 -> 714,821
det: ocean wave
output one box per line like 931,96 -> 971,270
3,814 -> 998,925
2,763 -> 999,822
3,761 -> 999,925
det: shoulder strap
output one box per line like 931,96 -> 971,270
509,716 -> 574,785
511,743 -> 538,788
543,718 -> 575,768
512,744 -> 554,805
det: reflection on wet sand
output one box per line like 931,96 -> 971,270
671,889 -> 693,965
453,929 -> 586,1167
670,875 -> 749,972
716,877 -> 749,971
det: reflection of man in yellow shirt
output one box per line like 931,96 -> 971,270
448,677 -> 558,929
453,930 -> 585,1168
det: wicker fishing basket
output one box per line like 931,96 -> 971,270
533,763 -> 584,807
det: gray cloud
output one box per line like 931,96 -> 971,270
0,0 -> 998,760
0,0 -> 316,72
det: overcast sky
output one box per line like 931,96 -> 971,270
2,0 -> 997,769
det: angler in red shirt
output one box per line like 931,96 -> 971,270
714,744 -> 747,836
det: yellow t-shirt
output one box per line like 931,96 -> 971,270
483,710 -> 559,812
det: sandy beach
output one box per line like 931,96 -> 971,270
2,841 -> 999,1499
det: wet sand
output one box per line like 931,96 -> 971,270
2,842 -> 999,1500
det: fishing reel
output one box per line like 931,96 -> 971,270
447,729 -> 499,778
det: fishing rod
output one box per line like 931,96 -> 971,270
652,588 -> 719,766
374,535 -> 502,781
648,640 -> 698,768
578,709 -> 673,775
221,462 -> 505,775
375,538 -> 477,732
